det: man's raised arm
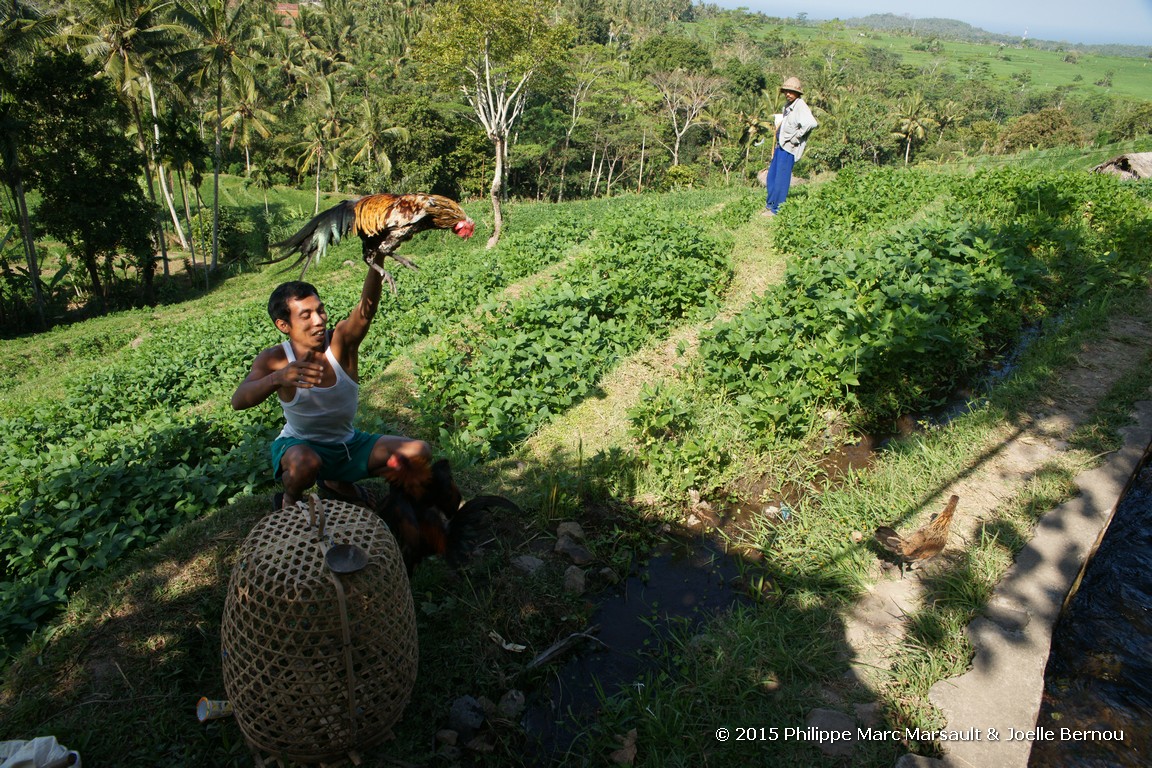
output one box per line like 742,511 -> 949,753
335,265 -> 385,349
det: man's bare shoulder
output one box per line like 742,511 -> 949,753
251,343 -> 289,373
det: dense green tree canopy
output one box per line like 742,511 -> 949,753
14,52 -> 154,305
1000,108 -> 1085,152
0,0 -> 1149,328
630,34 -> 711,74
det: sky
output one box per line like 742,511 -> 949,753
714,0 -> 1152,46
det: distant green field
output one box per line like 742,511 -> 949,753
806,25 -> 1152,101
896,40 -> 1151,101
942,136 -> 1152,170
681,17 -> 1152,103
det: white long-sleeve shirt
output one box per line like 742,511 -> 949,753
777,98 -> 818,160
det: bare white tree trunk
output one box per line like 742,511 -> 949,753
488,134 -> 506,248
177,169 -> 198,271
11,177 -> 45,329
461,40 -> 533,249
314,154 -> 321,215
638,131 -> 645,192
147,74 -> 188,260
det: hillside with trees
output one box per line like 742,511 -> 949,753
841,13 -> 1152,57
2,0 -> 1151,334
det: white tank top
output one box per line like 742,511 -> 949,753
277,342 -> 358,444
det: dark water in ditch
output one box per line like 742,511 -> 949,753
518,435 -> 880,762
516,415 -> 925,761
520,533 -> 751,762
1029,459 -> 1152,767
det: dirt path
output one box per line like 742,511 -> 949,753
843,315 -> 1152,684
526,217 -> 783,462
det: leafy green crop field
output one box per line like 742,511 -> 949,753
2,154 -> 1152,766
698,165 -> 1152,439
3,162 -> 1150,662
0,185 -> 745,660
608,163 -> 1152,515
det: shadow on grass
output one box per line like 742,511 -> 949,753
0,400 -> 1130,767
0,496 -> 266,765
0,437 -> 895,768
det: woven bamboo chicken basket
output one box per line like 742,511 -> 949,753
221,497 -> 418,764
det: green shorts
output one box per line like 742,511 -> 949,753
270,430 -> 382,484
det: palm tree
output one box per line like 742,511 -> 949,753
293,1 -> 353,79
344,98 -> 408,185
257,19 -> 307,107
62,0 -> 187,274
174,0 -> 260,270
281,69 -> 350,213
376,0 -> 425,78
737,108 -> 776,169
934,99 -> 965,143
288,121 -> 329,215
892,93 -> 936,165
214,72 -> 277,175
156,105 -> 207,275
248,163 -> 272,214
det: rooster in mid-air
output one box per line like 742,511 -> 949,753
268,193 -> 475,290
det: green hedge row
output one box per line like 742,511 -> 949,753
697,167 -> 1152,439
417,204 -> 732,458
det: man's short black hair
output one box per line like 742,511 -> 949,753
268,281 -> 319,324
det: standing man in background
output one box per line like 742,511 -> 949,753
763,76 -> 818,217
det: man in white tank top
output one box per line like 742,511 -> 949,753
231,266 -> 431,509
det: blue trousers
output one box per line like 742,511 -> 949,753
765,144 -> 796,214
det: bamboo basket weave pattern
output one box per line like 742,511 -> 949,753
221,498 -> 418,764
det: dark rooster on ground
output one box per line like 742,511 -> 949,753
268,193 -> 475,290
375,454 -> 519,575
874,494 -> 960,577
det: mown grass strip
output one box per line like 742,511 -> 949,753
415,204 -> 733,458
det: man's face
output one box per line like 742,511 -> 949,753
277,294 -> 328,347
784,90 -> 799,103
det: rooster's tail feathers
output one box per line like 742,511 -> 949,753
267,199 -> 359,278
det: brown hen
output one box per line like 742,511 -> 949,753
874,494 -> 959,576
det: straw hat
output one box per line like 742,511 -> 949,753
779,76 -> 803,94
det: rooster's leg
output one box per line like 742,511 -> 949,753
364,255 -> 399,294
381,268 -> 397,293
391,253 -> 419,272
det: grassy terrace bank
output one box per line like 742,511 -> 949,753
1,155 -> 1151,766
